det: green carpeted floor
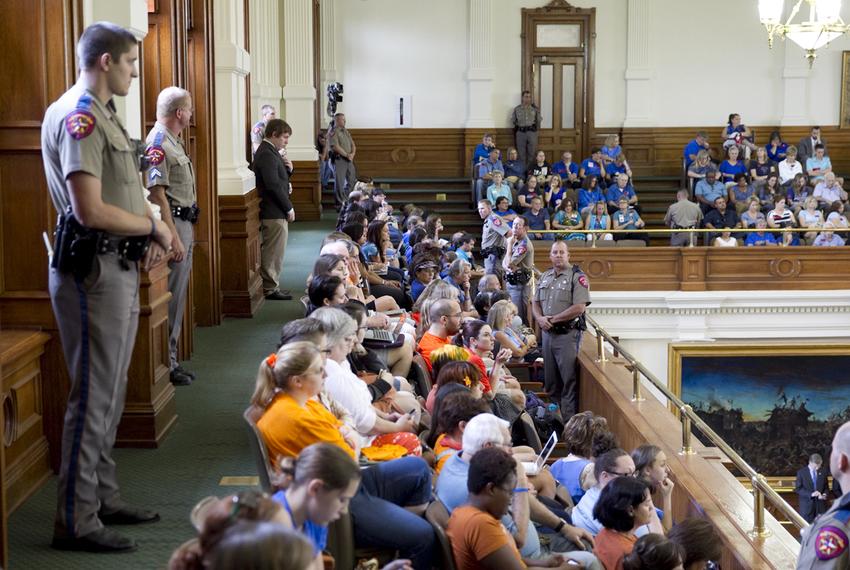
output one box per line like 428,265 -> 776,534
9,219 -> 334,569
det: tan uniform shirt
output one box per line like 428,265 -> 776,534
512,104 -> 541,128
797,493 -> 850,569
144,122 -> 196,206
251,120 -> 266,146
330,126 -> 354,155
41,84 -> 148,222
481,213 -> 509,250
664,199 -> 703,228
506,237 -> 534,273
535,265 -> 591,316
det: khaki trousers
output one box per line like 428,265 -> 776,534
260,218 -> 289,294
167,219 -> 194,369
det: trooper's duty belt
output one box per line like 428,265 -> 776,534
171,203 -> 201,224
481,246 -> 506,259
548,315 -> 587,335
516,126 -> 538,132
506,269 -> 531,285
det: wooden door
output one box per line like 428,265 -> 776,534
533,56 -> 584,163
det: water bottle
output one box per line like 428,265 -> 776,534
547,403 -> 558,414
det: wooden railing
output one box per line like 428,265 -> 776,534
576,323 -> 803,569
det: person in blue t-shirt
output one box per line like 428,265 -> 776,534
410,257 -> 438,302
577,175 -> 604,216
579,148 -> 604,179
605,173 -> 638,214
473,133 -> 495,164
612,198 -> 648,245
517,175 -> 542,212
604,153 -> 632,185
744,219 -> 778,246
766,130 -> 788,163
718,145 -> 747,186
551,150 -> 580,188
475,148 -> 504,201
522,196 -> 552,240
503,147 -> 527,192
683,130 -> 710,168
493,196 -> 518,224
721,113 -> 756,159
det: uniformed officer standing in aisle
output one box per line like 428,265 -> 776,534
512,90 -> 541,167
478,198 -> 509,278
250,104 -> 276,155
504,216 -> 535,325
329,112 -> 357,209
532,241 -> 590,418
797,421 -> 850,569
41,22 -> 172,552
144,87 -> 199,386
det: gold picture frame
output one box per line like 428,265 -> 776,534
668,341 -> 850,477
841,51 -> 850,128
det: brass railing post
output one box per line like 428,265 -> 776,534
749,474 -> 772,538
631,363 -> 645,402
591,231 -> 597,248
595,328 -> 607,363
680,405 -> 695,455
688,228 -> 695,248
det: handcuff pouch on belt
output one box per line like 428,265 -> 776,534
481,246 -> 506,259
171,203 -> 201,224
506,269 -> 531,285
53,206 -> 151,278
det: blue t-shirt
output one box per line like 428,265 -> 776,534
605,184 -> 636,205
487,183 -> 513,206
362,241 -> 380,261
767,142 -> 788,162
411,279 -> 428,301
578,188 -> 603,211
601,145 -> 622,160
613,209 -> 640,229
272,490 -> 328,555
473,143 -> 494,164
695,180 -> 726,204
549,458 -> 591,504
523,208 -> 550,231
552,160 -> 578,180
683,139 -> 703,166
494,209 -> 517,222
477,159 -> 504,180
504,159 -> 526,179
745,232 -> 777,246
547,187 -> 566,210
455,249 -> 472,264
444,275 -> 466,305
605,162 -> 627,178
719,160 -> 747,182
579,158 -> 602,178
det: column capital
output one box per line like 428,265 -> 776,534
215,42 -> 251,76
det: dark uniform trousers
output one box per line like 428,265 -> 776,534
167,218 -> 194,369
50,254 -> 139,537
542,328 -> 582,418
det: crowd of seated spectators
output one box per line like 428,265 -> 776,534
679,121 -> 849,247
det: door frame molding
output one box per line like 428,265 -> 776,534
521,0 -> 595,158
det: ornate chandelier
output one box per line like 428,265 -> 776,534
759,0 -> 850,66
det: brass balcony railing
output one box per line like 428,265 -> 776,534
583,314 -> 810,536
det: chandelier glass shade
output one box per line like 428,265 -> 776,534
758,0 -> 850,65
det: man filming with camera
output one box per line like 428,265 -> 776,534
330,112 -> 357,209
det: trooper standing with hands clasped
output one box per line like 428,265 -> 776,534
512,90 -> 541,167
503,216 -> 535,325
41,21 -> 170,553
144,86 -> 199,386
532,241 -> 591,418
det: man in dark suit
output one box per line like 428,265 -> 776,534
254,118 -> 295,300
797,125 -> 827,167
795,453 -> 829,522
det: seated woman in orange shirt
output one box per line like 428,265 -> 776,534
251,341 -> 436,569
592,477 -> 655,570
447,447 -> 581,570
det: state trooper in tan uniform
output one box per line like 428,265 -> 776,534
532,241 -> 590,417
251,104 -> 276,155
504,216 -> 535,325
512,90 -> 541,167
478,199 -> 509,278
144,87 -> 198,386
797,421 -> 850,569
41,22 -> 172,553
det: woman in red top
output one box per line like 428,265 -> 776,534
455,319 -> 526,407
592,477 -> 655,570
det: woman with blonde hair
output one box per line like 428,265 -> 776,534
798,196 -> 825,244
488,300 -> 539,361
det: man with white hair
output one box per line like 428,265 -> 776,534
796,421 -> 850,568
435,414 -> 601,567
144,86 -> 198,386
251,104 -> 276,155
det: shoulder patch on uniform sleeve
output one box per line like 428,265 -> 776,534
64,110 -> 96,140
145,145 -> 165,166
816,526 -> 848,560
577,274 -> 589,288
515,243 -> 527,256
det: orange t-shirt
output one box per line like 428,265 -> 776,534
256,393 -> 355,463
447,505 -> 526,570
594,528 -> 637,570
417,332 -> 450,372
433,433 -> 462,475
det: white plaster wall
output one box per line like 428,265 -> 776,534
333,0 -> 850,128
335,0 -> 469,128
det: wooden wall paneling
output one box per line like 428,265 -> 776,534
187,0 -> 221,327
0,332 -> 52,512
291,160 -> 321,221
350,129 -> 468,179
117,259 -> 178,446
531,244 -> 850,291
577,337 -> 801,569
219,191 -> 264,317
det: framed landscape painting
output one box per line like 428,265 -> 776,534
668,342 -> 850,476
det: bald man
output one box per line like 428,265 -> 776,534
797,421 -> 850,568
417,299 -> 463,371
